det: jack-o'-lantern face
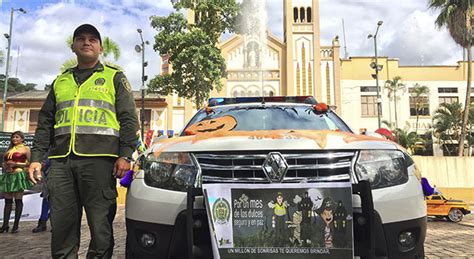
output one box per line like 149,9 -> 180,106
186,115 -> 237,134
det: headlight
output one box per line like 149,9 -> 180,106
355,150 -> 408,189
143,152 -> 199,192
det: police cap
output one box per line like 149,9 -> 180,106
73,24 -> 102,45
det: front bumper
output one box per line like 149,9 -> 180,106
126,210 -> 212,259
126,210 -> 426,259
126,175 -> 426,258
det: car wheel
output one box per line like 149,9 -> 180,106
448,208 -> 463,222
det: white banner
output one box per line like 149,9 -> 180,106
0,192 -> 43,222
203,182 -> 354,259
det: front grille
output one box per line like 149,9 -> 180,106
194,151 -> 355,183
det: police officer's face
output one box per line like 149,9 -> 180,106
72,32 -> 103,62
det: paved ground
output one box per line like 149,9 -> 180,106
0,205 -> 472,258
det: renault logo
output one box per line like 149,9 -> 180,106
262,152 -> 288,183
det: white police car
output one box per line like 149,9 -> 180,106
125,96 -> 426,258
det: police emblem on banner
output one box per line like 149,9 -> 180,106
95,78 -> 105,86
212,198 -> 230,224
121,77 -> 132,93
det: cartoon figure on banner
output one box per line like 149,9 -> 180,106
286,210 -> 302,246
333,200 -> 348,247
316,197 -> 335,248
268,192 -> 289,246
298,191 -> 313,245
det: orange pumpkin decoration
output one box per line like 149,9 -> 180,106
186,115 -> 237,134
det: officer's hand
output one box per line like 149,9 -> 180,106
113,158 -> 131,178
28,162 -> 43,184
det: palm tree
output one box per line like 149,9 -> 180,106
384,76 -> 406,128
101,37 -> 121,61
428,0 -> 473,156
61,36 -> 122,72
393,128 -> 423,154
432,102 -> 464,156
411,83 -> 430,134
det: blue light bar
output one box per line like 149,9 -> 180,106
207,96 -> 317,107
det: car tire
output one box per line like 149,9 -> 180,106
447,208 -> 463,223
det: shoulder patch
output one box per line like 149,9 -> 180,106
121,77 -> 132,93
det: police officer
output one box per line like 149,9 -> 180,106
28,24 -> 139,258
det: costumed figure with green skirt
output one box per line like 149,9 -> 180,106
0,131 -> 34,233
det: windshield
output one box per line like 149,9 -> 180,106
182,104 -> 351,134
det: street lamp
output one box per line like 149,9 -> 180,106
135,28 -> 149,142
368,20 -> 383,129
2,7 -> 26,131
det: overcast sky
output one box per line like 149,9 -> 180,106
0,0 -> 463,90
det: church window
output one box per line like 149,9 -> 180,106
308,63 -> 313,96
300,7 -> 305,22
307,7 -> 312,23
293,7 -> 298,22
326,63 -> 331,104
302,44 -> 307,95
296,63 -> 301,95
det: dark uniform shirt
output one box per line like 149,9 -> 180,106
31,62 -> 139,162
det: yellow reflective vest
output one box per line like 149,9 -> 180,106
50,66 -> 121,158
274,203 -> 287,216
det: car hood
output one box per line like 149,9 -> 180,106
149,130 -> 400,155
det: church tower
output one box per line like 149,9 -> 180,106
284,0 -> 322,100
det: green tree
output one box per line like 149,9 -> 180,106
429,0 -> 473,156
0,75 -> 37,93
411,83 -> 430,134
384,76 -> 406,128
393,128 -> 424,155
148,0 -> 240,107
61,36 -> 122,72
432,102 -> 465,155
102,37 -> 121,61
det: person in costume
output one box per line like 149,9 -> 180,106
316,197 -> 335,248
268,192 -> 289,246
0,131 -> 33,233
298,191 -> 313,245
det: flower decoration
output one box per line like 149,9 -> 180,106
312,103 -> 328,114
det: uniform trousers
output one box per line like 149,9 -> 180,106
47,154 -> 117,259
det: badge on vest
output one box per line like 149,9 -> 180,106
95,78 -> 106,86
